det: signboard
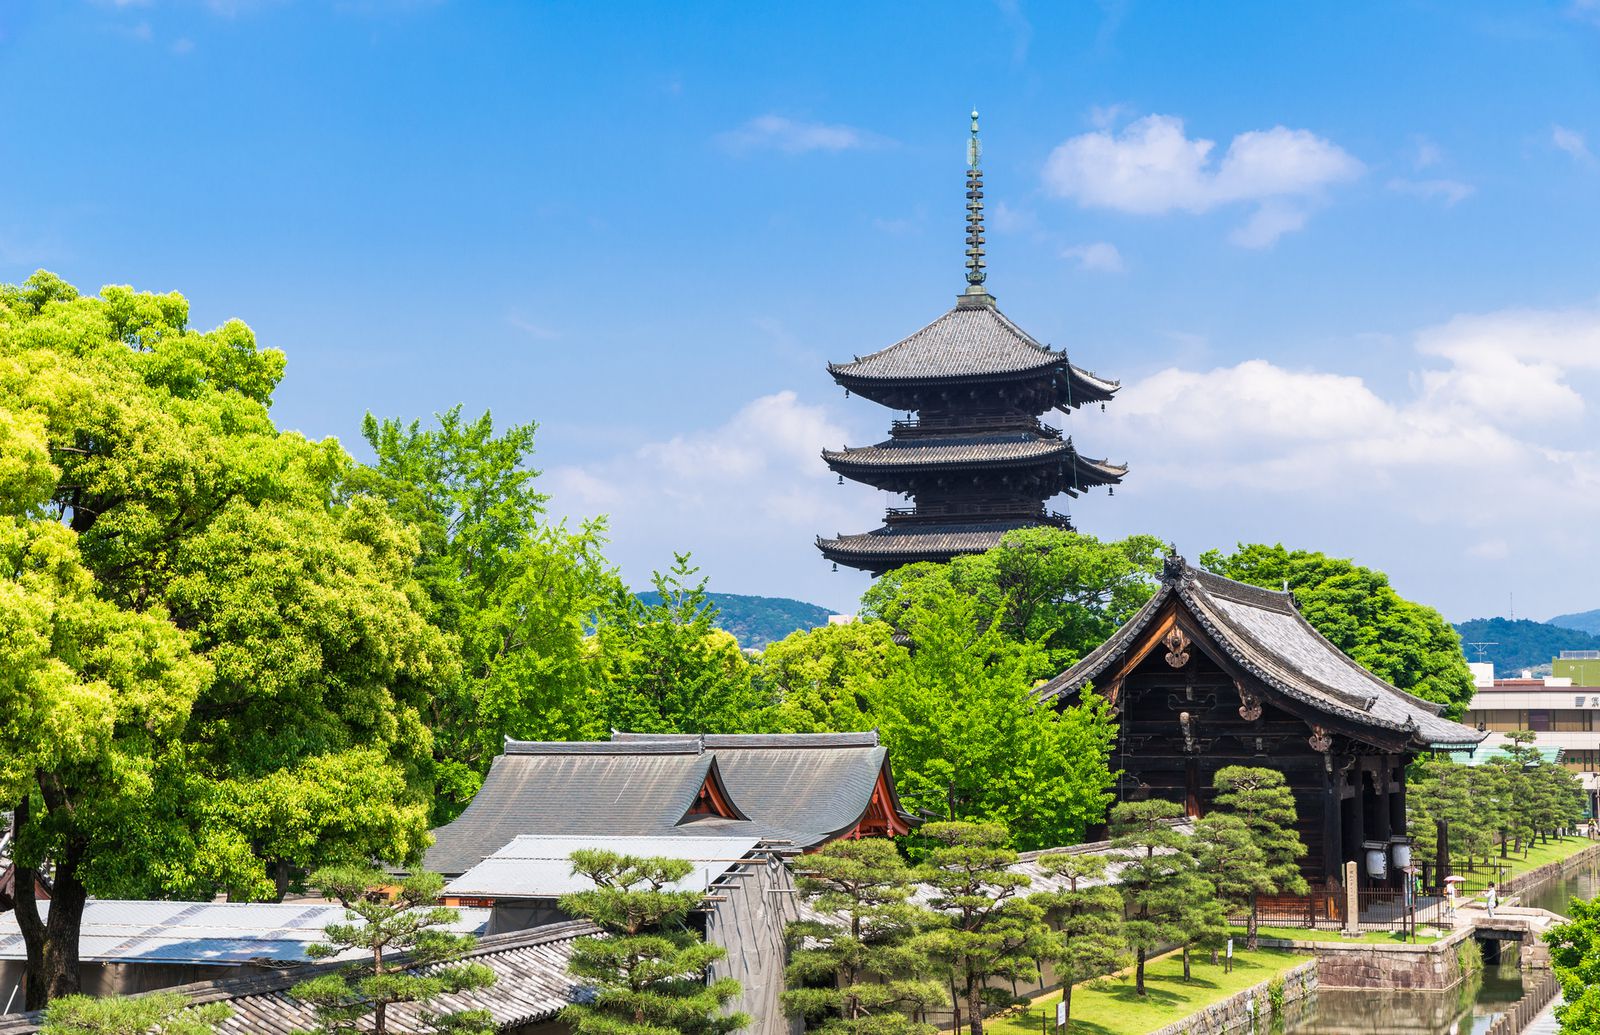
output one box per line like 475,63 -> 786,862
1226,938 -> 1233,958
1056,1002 -> 1066,1027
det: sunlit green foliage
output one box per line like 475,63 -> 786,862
39,991 -> 231,1035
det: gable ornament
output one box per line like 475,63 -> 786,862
1308,725 -> 1333,753
1237,688 -> 1263,722
1162,627 -> 1190,669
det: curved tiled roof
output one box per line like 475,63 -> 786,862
827,303 -> 1118,401
1035,556 -> 1485,752
824,433 -> 1072,469
817,522 -> 1024,561
425,732 -> 912,876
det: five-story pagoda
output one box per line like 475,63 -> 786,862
817,112 -> 1127,575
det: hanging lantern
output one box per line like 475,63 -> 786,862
1363,840 -> 1389,878
1392,839 -> 1413,870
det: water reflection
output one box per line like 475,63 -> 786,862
1283,963 -> 1523,1035
1279,864 -> 1597,1034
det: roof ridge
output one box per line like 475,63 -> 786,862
504,738 -> 703,756
699,732 -> 881,748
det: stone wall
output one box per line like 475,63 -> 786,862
1146,961 -> 1317,1035
1261,927 -> 1476,991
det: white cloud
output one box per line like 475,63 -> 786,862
1554,125 -> 1594,164
1061,241 -> 1126,272
1412,136 -> 1442,170
717,115 -> 885,156
1386,177 -> 1474,206
1042,114 -> 1362,245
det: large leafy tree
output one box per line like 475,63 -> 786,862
782,838 -> 944,1035
290,866 -> 495,1035
350,407 -> 619,819
591,555 -> 766,734
865,596 -> 1116,852
920,823 -> 1053,1035
1,272 -> 451,996
1200,544 -> 1474,714
758,620 -> 899,735
560,850 -> 748,1035
1210,766 -> 1308,949
862,529 -> 1164,678
1547,897 -> 1600,1032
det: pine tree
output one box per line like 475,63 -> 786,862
1210,767 -> 1309,949
1032,854 -> 1124,1032
782,838 -> 944,1035
289,867 -> 495,1035
40,992 -> 230,1035
560,850 -> 748,1035
1109,800 -> 1198,996
920,822 -> 1054,1035
1191,813 -> 1267,962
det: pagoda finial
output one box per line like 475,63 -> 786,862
960,108 -> 995,307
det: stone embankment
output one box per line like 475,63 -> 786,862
1145,961 -> 1317,1035
1504,841 -> 1600,897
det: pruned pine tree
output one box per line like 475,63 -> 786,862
39,992 -> 231,1035
289,867 -> 494,1035
1109,800 -> 1197,996
560,850 -> 748,1035
1190,813 -> 1266,963
1032,854 -> 1124,1033
782,838 -> 944,1035
1211,766 -> 1309,949
920,822 -> 1054,1035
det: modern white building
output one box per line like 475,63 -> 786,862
1462,655 -> 1600,814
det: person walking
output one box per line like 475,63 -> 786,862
1486,882 -> 1498,919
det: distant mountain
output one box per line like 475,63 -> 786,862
1452,616 -> 1600,676
635,591 -> 835,650
1550,608 -> 1600,637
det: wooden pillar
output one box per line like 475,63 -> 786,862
1375,764 -> 1392,843
1350,767 -> 1366,886
1390,759 -> 1407,837
1321,759 -> 1341,882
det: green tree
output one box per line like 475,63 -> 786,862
350,407 -> 620,820
2,272 -> 451,932
560,849 -> 748,1035
1190,814 -> 1267,945
1110,800 -> 1202,996
782,838 -> 944,1035
289,866 -> 495,1035
1033,854 -> 1124,1032
39,992 -> 231,1035
1547,896 -> 1600,1031
861,529 -> 1164,677
758,620 -> 899,734
1201,544 -> 1474,714
591,555 -> 766,734
865,596 -> 1116,852
1210,766 -> 1309,949
920,822 -> 1054,1035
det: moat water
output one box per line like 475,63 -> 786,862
1278,862 -> 1600,1035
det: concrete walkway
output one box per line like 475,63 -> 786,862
1523,994 -> 1562,1035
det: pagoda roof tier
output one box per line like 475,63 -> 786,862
828,302 -> 1118,408
822,433 -> 1126,493
818,519 -> 1046,574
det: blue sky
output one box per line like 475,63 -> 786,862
6,1 -> 1600,623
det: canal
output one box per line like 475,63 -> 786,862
1281,863 -> 1600,1035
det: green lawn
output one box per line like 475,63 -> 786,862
1244,924 -> 1440,945
1453,835 -> 1598,889
988,947 -> 1308,1035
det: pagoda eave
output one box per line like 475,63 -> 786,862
819,520 -> 1054,575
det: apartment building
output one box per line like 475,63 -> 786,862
1462,652 -> 1600,814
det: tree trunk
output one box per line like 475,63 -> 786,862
14,794 -> 89,1010
1248,890 -> 1260,950
1182,945 -> 1191,981
374,999 -> 388,1035
1135,947 -> 1146,996
965,967 -> 984,1035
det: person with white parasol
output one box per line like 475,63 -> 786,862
1444,875 -> 1465,918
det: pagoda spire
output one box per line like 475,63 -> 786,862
960,108 -> 995,308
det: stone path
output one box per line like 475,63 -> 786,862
1522,994 -> 1562,1035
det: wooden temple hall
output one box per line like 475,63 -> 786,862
1037,555 -> 1485,889
817,111 -> 1125,574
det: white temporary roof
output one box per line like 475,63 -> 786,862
0,899 -> 490,966
443,834 -> 762,899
